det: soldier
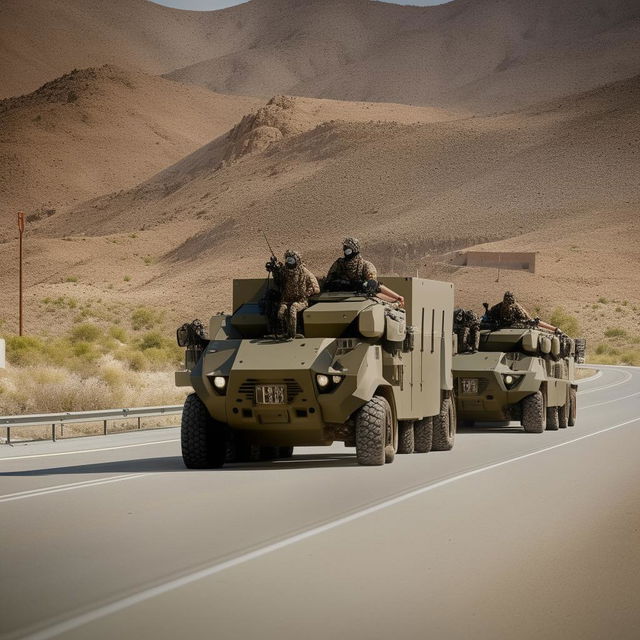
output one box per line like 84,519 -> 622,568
454,308 -> 481,352
325,237 -> 404,306
266,249 -> 320,339
488,291 -> 557,331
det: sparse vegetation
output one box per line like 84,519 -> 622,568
549,307 -> 580,337
604,327 -> 627,338
1,320 -> 184,416
131,306 -> 163,330
123,275 -> 131,282
597,297 -> 608,304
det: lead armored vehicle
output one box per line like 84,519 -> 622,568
453,324 -> 583,432
176,277 -> 455,467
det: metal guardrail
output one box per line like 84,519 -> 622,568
0,405 -> 183,444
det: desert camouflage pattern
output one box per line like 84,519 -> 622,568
454,308 -> 480,352
488,300 -> 531,327
325,237 -> 377,289
275,250 -> 320,337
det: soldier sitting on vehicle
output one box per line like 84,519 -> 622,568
487,291 -> 557,332
324,236 -> 404,307
454,308 -> 480,352
265,249 -> 320,339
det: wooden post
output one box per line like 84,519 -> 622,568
18,212 -> 25,336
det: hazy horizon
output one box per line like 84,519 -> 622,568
151,0 -> 451,11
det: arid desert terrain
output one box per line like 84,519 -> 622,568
1,0 -> 639,412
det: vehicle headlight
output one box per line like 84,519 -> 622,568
316,374 -> 330,388
213,376 -> 227,390
502,374 -> 522,390
332,375 -> 343,385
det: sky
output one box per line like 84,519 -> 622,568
151,1 -> 450,10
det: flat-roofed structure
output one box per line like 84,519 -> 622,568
452,251 -> 536,273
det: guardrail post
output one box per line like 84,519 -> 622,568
52,423 -> 56,442
103,420 -> 108,436
6,427 -> 10,445
137,417 -> 141,430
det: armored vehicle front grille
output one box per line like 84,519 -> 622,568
237,378 -> 304,403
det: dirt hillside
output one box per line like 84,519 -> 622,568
165,0 -> 640,112
1,75 -> 636,347
2,0 -> 639,112
0,65 -> 262,237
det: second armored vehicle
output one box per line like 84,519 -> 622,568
176,277 -> 455,466
453,326 -> 582,432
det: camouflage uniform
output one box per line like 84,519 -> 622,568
488,291 -> 532,328
325,237 -> 377,290
274,250 -> 320,338
454,308 -> 481,352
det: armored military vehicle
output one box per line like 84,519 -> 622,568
175,277 -> 455,467
453,325 -> 582,432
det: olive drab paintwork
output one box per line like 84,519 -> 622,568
452,327 -> 582,424
176,277 -> 454,449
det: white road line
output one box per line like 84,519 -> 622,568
583,390 -> 640,410
0,474 -> 150,504
22,414 -> 640,640
0,438 -> 179,462
578,369 -> 633,395
576,369 -> 602,384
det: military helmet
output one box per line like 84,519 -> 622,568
503,291 -> 515,304
343,237 -> 361,256
284,249 -> 302,267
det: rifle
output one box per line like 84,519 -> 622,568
262,231 -> 280,273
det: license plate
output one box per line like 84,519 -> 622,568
461,378 -> 479,394
255,384 -> 287,405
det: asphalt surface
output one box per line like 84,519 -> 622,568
1,365 -> 639,640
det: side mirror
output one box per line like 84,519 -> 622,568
176,326 -> 189,347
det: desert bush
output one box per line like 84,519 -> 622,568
131,307 -> 162,331
138,331 -> 165,350
108,325 -> 128,342
70,322 -> 102,343
597,297 -> 608,304
549,307 -> 580,337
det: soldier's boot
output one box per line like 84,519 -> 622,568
471,326 -> 480,352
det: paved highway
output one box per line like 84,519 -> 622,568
1,365 -> 639,640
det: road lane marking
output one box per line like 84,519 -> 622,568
22,414 -> 640,640
583,390 -> 640,410
578,369 -> 632,395
0,474 -> 150,503
0,438 -> 179,462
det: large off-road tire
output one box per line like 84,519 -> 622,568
521,390 -> 546,433
546,405 -> 559,431
181,393 -> 227,469
568,387 -> 577,427
355,395 -> 392,466
558,389 -> 569,429
432,392 -> 456,451
278,446 -> 294,458
414,417 -> 433,453
397,420 -> 415,454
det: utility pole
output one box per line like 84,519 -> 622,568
18,211 -> 25,336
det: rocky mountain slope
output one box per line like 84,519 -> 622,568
2,0 -> 639,112
0,65 -> 262,235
